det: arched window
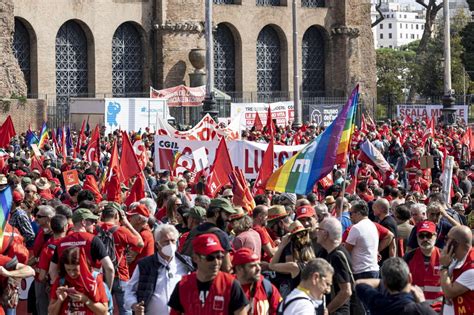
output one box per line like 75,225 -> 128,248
214,24 -> 235,93
13,19 -> 31,96
301,0 -> 324,7
256,0 -> 280,6
55,21 -> 88,119
302,26 -> 325,97
112,23 -> 144,97
257,26 -> 281,98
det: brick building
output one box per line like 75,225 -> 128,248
10,0 -> 376,125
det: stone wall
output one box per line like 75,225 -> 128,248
0,99 -> 47,131
0,0 -> 27,98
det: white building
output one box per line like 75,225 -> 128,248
371,1 -> 426,49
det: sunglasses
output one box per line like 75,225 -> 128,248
25,190 -> 35,193
223,196 -> 233,199
418,233 -> 434,239
199,254 -> 225,262
36,214 -> 48,219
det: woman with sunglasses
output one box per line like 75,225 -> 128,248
269,221 -> 316,297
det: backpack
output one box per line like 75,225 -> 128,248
276,296 -> 313,315
95,225 -> 120,270
262,278 -> 273,300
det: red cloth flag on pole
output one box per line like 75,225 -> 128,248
0,116 -> 16,148
83,174 -> 103,203
230,167 -> 256,214
252,139 -> 274,195
360,114 -> 369,134
265,106 -> 275,137
421,117 -> 435,145
124,173 -> 145,206
106,167 -> 122,203
120,131 -> 142,182
403,114 -> 413,127
206,137 -> 234,197
253,112 -> 264,131
75,119 -> 86,158
84,125 -> 100,162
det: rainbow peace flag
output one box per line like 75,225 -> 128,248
0,186 -> 13,252
38,122 -> 49,149
266,85 -> 359,194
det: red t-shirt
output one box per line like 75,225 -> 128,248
95,222 -> 139,281
178,232 -> 190,254
239,276 -> 281,315
38,237 -> 63,272
129,227 -> 154,276
155,207 -> 166,221
50,274 -> 108,315
252,224 -> 276,262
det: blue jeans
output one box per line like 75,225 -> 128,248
353,271 -> 379,280
112,279 -> 131,315
5,308 -> 15,315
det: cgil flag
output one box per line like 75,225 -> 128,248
266,85 -> 359,194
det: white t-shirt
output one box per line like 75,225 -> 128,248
282,288 -> 322,315
442,255 -> 474,315
346,218 -> 379,274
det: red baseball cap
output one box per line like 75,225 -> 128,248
15,170 -> 27,177
296,205 -> 315,219
12,191 -> 24,203
126,204 -> 150,218
192,233 -> 224,256
416,221 -> 436,234
233,248 -> 259,266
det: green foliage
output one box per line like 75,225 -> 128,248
467,0 -> 474,11
461,22 -> 474,81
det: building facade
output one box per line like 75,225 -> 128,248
10,0 -> 376,124
371,2 -> 425,49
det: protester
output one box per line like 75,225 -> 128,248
168,234 -> 249,314
278,258 -> 334,315
124,224 -> 193,314
355,257 -> 437,315
233,248 -> 281,315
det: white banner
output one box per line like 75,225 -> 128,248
231,101 -> 295,130
104,98 -> 169,134
154,135 -> 305,179
397,104 -> 468,123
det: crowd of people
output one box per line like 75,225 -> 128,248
0,116 -> 473,315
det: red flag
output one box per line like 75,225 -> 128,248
265,106 -> 275,137
84,125 -> 100,162
120,131 -> 141,182
124,174 -> 145,206
106,140 -> 124,183
403,114 -> 413,127
319,172 -> 334,190
83,174 -> 103,203
421,117 -> 434,145
253,112 -> 264,131
30,155 -> 44,173
0,116 -> 16,148
230,167 -> 255,214
346,165 -> 358,195
252,139 -> 274,195
75,119 -> 86,158
106,166 -> 122,203
50,129 -> 60,154
206,137 -> 234,197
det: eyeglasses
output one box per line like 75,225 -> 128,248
199,254 -> 225,262
418,233 -> 434,239
223,196 -> 233,199
36,214 -> 48,219
25,190 -> 35,193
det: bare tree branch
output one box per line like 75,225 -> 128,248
435,3 -> 443,12
371,0 -> 385,28
416,0 -> 429,9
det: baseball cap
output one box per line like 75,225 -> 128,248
185,206 -> 206,219
12,191 -> 24,203
72,208 -> 99,223
296,205 -> 316,219
192,233 -> 224,256
210,198 -> 236,214
126,204 -> 150,218
233,248 -> 259,266
416,221 -> 436,234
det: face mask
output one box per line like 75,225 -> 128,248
160,243 -> 177,258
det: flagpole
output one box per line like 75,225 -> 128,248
340,152 -> 350,198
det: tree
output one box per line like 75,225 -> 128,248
406,0 -> 443,102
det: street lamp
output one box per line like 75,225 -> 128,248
441,0 -> 456,125
202,0 -> 219,120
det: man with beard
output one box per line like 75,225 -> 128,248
404,221 -> 443,312
233,248 -> 281,315
168,234 -> 249,315
180,198 -> 235,272
266,205 -> 292,243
